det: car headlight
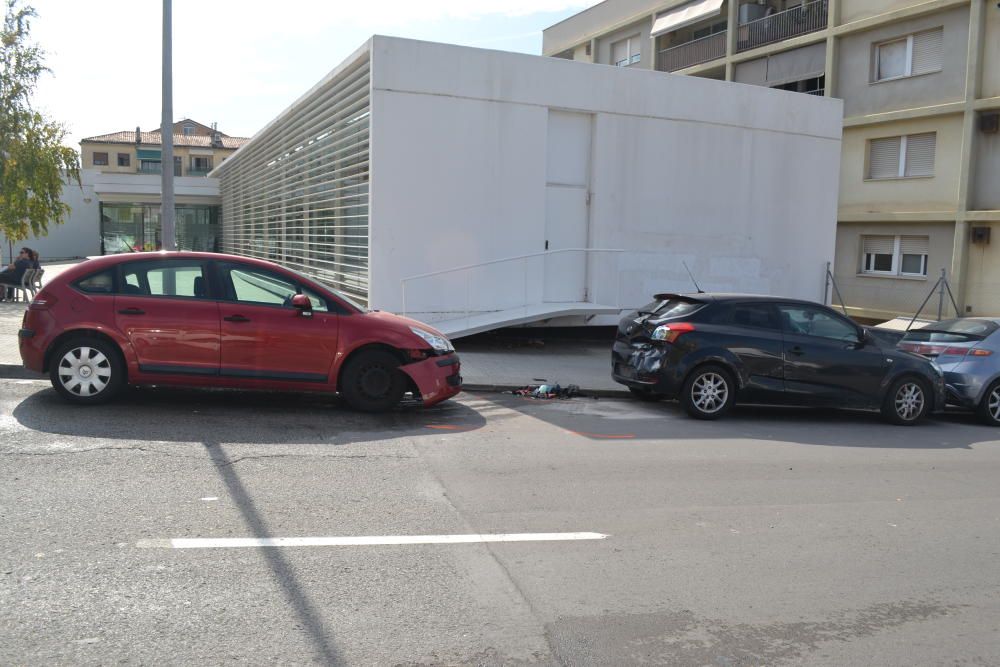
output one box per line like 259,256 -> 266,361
410,326 -> 454,352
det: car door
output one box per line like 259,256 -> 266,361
216,261 -> 339,383
114,258 -> 220,376
704,302 -> 785,399
777,303 -> 888,406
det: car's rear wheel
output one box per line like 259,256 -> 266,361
681,365 -> 735,420
49,337 -> 124,405
628,386 -> 664,402
976,380 -> 1000,426
881,377 -> 930,425
339,349 -> 406,412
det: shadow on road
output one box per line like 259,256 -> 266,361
473,393 -> 997,450
202,438 -> 344,665
12,386 -> 486,446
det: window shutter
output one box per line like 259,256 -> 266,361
877,39 -> 907,80
612,40 -> 627,66
904,133 -> 936,177
869,137 -> 901,179
629,37 -> 641,62
863,236 -> 896,255
900,236 -> 929,256
911,28 -> 943,76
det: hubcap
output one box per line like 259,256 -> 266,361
58,346 -> 111,397
359,366 -> 391,398
692,372 -> 728,414
894,382 -> 924,421
988,387 -> 1000,422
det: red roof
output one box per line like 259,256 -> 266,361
82,130 -> 249,149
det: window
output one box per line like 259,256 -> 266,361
867,133 -> 936,179
612,35 -> 642,67
117,153 -> 130,167
772,75 -> 826,96
873,28 -> 943,82
708,303 -> 781,330
692,21 -> 726,40
862,235 -> 929,277
183,124 -> 195,136
120,260 -> 209,298
778,305 -> 859,343
190,156 -> 213,172
222,264 -> 328,311
75,270 -> 114,294
92,152 -> 108,166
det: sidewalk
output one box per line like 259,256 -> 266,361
0,263 -> 627,395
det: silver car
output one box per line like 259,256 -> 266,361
899,318 -> 1000,426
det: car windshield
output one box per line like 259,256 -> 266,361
902,319 -> 998,343
638,298 -> 704,319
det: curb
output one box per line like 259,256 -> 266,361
461,383 -> 631,398
0,364 -> 44,380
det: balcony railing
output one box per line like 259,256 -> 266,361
658,31 -> 727,72
187,168 -> 212,176
737,0 -> 828,52
138,163 -> 182,176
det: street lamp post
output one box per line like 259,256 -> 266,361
160,0 -> 176,250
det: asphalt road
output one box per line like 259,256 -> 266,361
2,379 -> 999,666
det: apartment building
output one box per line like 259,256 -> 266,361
544,0 -> 1000,321
77,119 -> 249,255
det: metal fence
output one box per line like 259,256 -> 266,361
658,31 -> 727,72
737,0 -> 828,52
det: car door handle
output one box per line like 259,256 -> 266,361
224,315 -> 250,323
117,307 -> 145,315
789,346 -> 804,356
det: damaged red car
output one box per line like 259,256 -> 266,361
19,252 -> 461,411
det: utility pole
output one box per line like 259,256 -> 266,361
160,0 -> 176,250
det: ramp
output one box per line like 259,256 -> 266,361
427,303 -> 622,339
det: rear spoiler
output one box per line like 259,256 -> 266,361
653,293 -> 709,303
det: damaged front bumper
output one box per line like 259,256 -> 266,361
401,353 -> 463,406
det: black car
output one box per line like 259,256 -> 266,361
612,293 -> 945,425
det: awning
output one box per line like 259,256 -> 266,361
136,149 -> 162,160
650,0 -> 725,37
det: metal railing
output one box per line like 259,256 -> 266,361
737,0 -> 828,52
806,88 -> 825,96
399,248 -> 625,328
658,31 -> 727,72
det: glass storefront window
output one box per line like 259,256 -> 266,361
100,204 -> 220,255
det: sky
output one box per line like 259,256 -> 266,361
26,0 -> 602,148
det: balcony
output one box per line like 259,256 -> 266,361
658,31 -> 727,72
737,0 -> 828,52
187,168 -> 212,177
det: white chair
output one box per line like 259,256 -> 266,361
13,268 -> 36,303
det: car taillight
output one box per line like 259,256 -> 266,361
966,348 -> 993,358
651,322 -> 695,343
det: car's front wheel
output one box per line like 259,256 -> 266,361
49,337 -> 125,405
881,377 -> 930,425
977,380 -> 1000,426
681,365 -> 736,420
339,349 -> 406,412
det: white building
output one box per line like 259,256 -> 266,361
214,36 -> 843,337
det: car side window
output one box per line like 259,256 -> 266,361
119,260 -> 210,299
222,264 -> 328,312
727,303 -> 781,330
779,305 -> 858,343
75,269 -> 115,294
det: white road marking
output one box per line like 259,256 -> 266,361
200,497 -> 219,501
136,532 -> 608,549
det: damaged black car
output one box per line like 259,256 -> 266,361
611,293 -> 944,425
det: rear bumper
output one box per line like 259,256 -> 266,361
941,370 -> 988,408
401,353 -> 462,406
611,340 -> 683,396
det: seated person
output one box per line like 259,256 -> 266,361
0,247 -> 37,301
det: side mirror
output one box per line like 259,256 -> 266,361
857,328 -> 870,346
291,294 -> 313,316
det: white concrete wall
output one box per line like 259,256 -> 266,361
367,37 -> 843,325
24,173 -> 100,260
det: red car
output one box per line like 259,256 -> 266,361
19,252 -> 462,411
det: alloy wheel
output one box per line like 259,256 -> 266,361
894,382 -> 925,422
989,386 -> 1000,423
691,372 -> 729,414
58,346 -> 112,397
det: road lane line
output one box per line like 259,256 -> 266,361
136,532 -> 608,549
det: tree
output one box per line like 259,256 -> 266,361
0,0 -> 79,260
